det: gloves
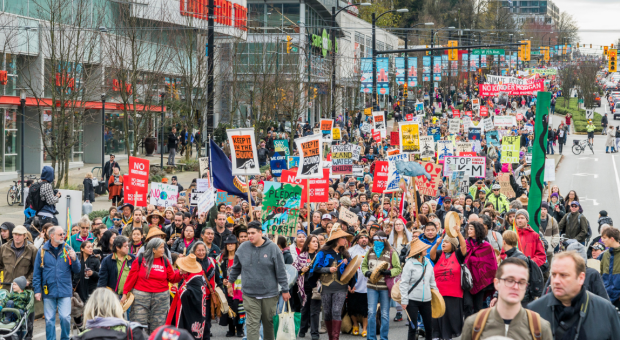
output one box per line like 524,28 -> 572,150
382,270 -> 392,275
364,271 -> 371,278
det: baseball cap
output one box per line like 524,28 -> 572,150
12,225 -> 29,235
330,211 -> 339,218
492,184 -> 501,190
322,214 -> 332,220
592,243 -> 605,251
444,196 -> 452,202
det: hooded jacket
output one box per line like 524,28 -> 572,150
558,211 -> 589,243
515,225 -> 547,267
598,216 -> 613,233
39,166 -> 59,216
399,256 -> 437,305
600,246 -> 620,302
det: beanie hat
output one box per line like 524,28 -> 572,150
339,196 -> 352,208
600,210 -> 608,217
541,202 -> 549,210
13,276 -> 27,291
515,209 -> 529,222
444,235 -> 459,250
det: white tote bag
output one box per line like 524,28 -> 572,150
274,301 -> 299,340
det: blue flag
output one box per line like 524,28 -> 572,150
210,139 -> 254,204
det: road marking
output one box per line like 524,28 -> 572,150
578,157 -> 598,161
573,173 -> 599,178
611,155 -> 620,204
580,196 -> 600,206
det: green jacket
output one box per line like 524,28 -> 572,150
361,248 -> 402,291
469,184 -> 490,199
587,124 -> 595,132
485,193 -> 510,214
558,212 -> 589,243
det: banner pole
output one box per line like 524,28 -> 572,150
246,175 -> 254,222
307,179 -> 311,232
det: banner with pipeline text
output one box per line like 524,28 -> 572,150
479,80 -> 545,96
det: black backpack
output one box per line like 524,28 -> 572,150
526,256 -> 544,299
26,182 -> 46,213
73,326 -> 144,340
567,213 -> 592,244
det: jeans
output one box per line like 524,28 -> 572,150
168,147 -> 176,165
550,105 -> 555,114
559,140 -> 564,154
547,141 -> 555,154
43,297 -> 71,340
367,289 -> 390,340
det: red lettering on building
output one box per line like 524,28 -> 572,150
0,71 -> 7,85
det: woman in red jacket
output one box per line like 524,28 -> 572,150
122,238 -> 182,334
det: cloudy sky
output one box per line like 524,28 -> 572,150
560,0 -> 620,53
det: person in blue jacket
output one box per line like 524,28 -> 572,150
33,225 -> 81,340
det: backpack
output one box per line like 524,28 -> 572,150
567,213 -> 592,244
26,182 -> 46,213
472,308 -> 542,340
73,325 -> 143,340
526,256 -> 544,299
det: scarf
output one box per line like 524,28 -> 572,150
292,251 -> 314,305
465,239 -> 498,294
554,288 -> 588,340
373,242 -> 384,258
130,242 -> 142,254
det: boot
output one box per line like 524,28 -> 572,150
325,320 -> 332,339
331,320 -> 342,340
320,320 -> 327,334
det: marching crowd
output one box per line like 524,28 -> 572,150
6,76 -> 620,340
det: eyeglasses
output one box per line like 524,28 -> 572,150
113,218 -> 121,221
499,278 -> 529,289
93,223 -> 101,226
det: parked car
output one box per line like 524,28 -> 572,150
594,93 -> 601,107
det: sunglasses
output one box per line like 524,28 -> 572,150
113,218 -> 121,221
571,205 -> 579,208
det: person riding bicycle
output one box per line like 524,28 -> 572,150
587,120 -> 596,146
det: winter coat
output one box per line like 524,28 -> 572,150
399,257 -> 437,305
606,128 -> 616,147
74,254 -> 100,302
107,175 -> 123,199
33,241 -> 81,298
121,222 -> 149,239
171,238 -> 198,256
558,211 -> 589,243
83,178 -> 95,203
167,132 -> 178,149
0,241 -> 38,290
601,247 -> 620,303
598,216 -> 614,233
515,226 -> 547,267
97,253 -> 136,291
543,267 -> 608,300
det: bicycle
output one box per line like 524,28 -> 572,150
7,175 -> 39,206
572,139 -> 594,155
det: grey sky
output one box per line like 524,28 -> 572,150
560,0 -> 620,53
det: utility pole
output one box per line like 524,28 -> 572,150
331,7 -> 336,119
206,0 -> 214,160
430,29 -> 434,107
372,13 -> 377,111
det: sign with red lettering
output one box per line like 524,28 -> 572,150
452,109 -> 461,117
414,162 -> 443,196
281,168 -> 330,205
479,80 -> 545,96
124,157 -> 150,207
372,130 -> 381,143
372,161 -> 389,193
480,106 -> 488,117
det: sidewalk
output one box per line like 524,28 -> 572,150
0,153 -> 201,226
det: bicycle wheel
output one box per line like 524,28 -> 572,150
572,144 -> 583,155
6,187 -> 15,206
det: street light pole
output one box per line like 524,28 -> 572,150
20,90 -> 25,204
101,94 -> 105,175
160,93 -> 165,168
206,0 -> 214,161
430,28 -> 434,108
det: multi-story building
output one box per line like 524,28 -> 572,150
504,0 -> 560,25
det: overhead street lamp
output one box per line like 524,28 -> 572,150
372,8 -> 408,110
404,22 -> 434,98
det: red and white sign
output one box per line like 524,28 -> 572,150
406,114 -> 414,121
390,131 -> 399,146
464,111 -> 473,117
372,130 -> 382,143
480,106 -> 488,117
371,161 -> 389,193
479,80 -> 545,96
281,168 -> 330,204
124,156 -> 150,207
414,162 -> 443,197
452,109 -> 461,117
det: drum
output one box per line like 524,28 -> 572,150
431,289 -> 445,318
340,255 -> 363,284
369,261 -> 389,284
445,211 -> 461,238
214,286 -> 229,314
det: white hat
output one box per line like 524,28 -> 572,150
322,214 -> 332,220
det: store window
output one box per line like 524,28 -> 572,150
42,110 -> 84,163
3,109 -> 18,172
104,111 -> 134,155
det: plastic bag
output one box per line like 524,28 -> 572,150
273,301 -> 300,340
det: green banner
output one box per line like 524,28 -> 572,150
527,92 -> 550,233
471,49 -> 505,55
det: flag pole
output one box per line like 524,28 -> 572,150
246,175 -> 254,221
307,179 -> 311,232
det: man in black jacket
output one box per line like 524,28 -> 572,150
167,127 -> 179,166
101,154 -> 121,193
528,251 -> 620,340
257,140 -> 269,167
97,236 -> 135,295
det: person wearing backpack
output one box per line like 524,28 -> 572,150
461,258 -> 553,340
558,201 -> 590,244
28,166 -> 61,226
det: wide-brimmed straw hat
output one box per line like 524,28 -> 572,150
145,227 -> 167,242
326,223 -> 353,243
407,238 -> 431,259
146,210 -> 164,225
175,254 -> 203,274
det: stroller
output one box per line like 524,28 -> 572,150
0,289 -> 34,340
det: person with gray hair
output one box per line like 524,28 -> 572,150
77,288 -> 146,340
122,238 -> 182,334
69,215 -> 93,253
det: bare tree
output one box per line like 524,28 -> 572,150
554,11 -> 579,44
575,61 -> 601,110
557,64 -> 577,108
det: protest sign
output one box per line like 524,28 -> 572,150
270,154 -> 287,177
216,191 -> 235,205
406,114 -> 414,121
339,208 -> 359,226
294,134 -> 323,179
372,111 -> 387,138
443,156 -> 486,178
198,157 -> 209,178
372,130 -> 381,142
227,128 -> 260,175
261,182 -> 302,237
400,122 -> 420,153
360,122 -> 372,133
320,119 -> 334,143
480,106 -> 489,117
427,126 -> 441,141
386,153 -> 409,192
471,98 -> 480,111
456,142 -> 473,154
313,128 -> 321,135
544,158 -> 555,181
415,102 -> 424,112
125,156 -> 149,207
464,111 -> 473,117
371,161 -> 389,193
149,182 -> 178,207
449,118 -> 460,134
287,156 -> 300,169
437,140 -> 454,160
468,127 -> 482,141
387,149 -> 400,156
452,109 -> 461,117
419,136 -> 435,160
332,144 -> 356,175
332,127 -> 341,141
448,171 -> 465,196
494,116 -> 517,127
274,140 -> 290,156
486,130 -> 501,147
414,162 -> 443,196
390,131 -> 399,146
197,188 -> 215,214
483,117 -> 494,131
526,146 -> 533,164
281,168 -> 330,204
498,173 -> 515,198
190,189 -> 201,206
479,81 -> 544,96
462,116 -> 472,131
353,165 -> 364,177
196,179 -> 211,192
500,136 -> 520,163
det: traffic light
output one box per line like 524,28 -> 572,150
426,45 -> 430,56
518,41 -> 525,61
286,35 -> 292,53
448,40 -> 458,61
609,49 -> 617,72
524,40 -> 531,61
313,87 -> 317,98
403,83 -> 408,97
543,47 -> 550,62
604,46 -> 608,55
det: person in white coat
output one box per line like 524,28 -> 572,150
606,125 -> 616,153
399,238 -> 437,340
347,231 -> 371,336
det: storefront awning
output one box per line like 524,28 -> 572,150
0,96 -> 167,112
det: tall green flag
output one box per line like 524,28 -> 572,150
527,92 -> 550,232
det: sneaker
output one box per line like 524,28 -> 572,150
319,321 -> 327,334
393,312 -> 403,322
299,333 -> 306,338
